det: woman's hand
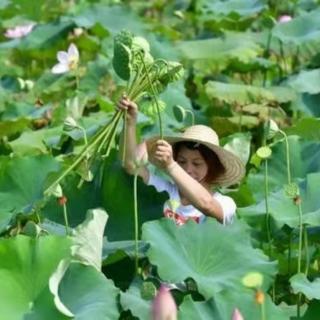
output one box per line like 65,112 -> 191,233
151,140 -> 174,169
117,95 -> 138,121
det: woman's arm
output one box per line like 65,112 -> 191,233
118,96 -> 149,183
151,140 -> 224,221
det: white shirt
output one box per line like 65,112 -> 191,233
147,173 -> 236,225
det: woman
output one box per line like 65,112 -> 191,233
118,96 -> 245,225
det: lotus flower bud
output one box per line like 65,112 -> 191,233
267,119 -> 280,139
4,23 -> 35,39
232,308 -> 244,320
135,141 -> 148,168
64,116 -> 78,131
151,285 -> 177,320
278,15 -> 292,23
50,184 -> 63,198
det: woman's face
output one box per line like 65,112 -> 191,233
175,146 -> 209,183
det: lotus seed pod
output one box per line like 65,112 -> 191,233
242,272 -> 263,288
256,146 -> 272,159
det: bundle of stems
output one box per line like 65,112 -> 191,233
44,30 -> 183,197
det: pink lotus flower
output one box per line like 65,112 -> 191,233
51,43 -> 79,74
232,308 -> 244,320
4,23 -> 35,39
152,285 -> 177,320
135,141 -> 148,168
278,15 -> 292,23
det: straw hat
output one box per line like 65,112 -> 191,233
146,125 -> 245,186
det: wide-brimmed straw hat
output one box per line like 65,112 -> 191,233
146,125 -> 245,187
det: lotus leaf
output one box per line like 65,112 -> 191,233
290,273 -> 320,300
142,218 -> 276,299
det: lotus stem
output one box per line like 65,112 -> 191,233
304,226 -> 309,275
102,112 -> 123,157
263,31 -> 272,87
122,110 -> 128,165
261,302 -> 266,320
297,203 -> 303,274
279,130 -> 291,184
133,173 -> 139,275
264,159 -> 271,253
44,111 -> 120,195
138,52 -> 163,139
62,202 -> 70,236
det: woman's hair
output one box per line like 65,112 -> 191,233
173,141 -> 225,185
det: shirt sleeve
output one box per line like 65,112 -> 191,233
213,192 -> 237,225
147,172 -> 176,195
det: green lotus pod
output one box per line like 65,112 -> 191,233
173,104 -> 186,122
284,182 -> 299,199
112,31 -> 133,81
256,146 -> 272,159
114,30 -> 133,47
112,42 -> 132,81
242,272 -> 263,288
132,36 -> 150,53
140,281 -> 157,300
139,98 -> 166,119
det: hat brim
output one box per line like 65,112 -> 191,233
146,135 -> 245,187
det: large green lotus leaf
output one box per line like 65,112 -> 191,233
239,172 -> 320,229
286,69 -> 320,94
247,137 -> 320,201
290,273 -> 320,300
0,118 -> 30,139
205,81 -> 296,105
0,21 -> 74,50
203,0 -> 265,17
179,288 -> 290,320
78,55 -> 110,97
0,235 -> 71,320
71,208 -> 108,271
9,127 -> 61,155
295,300 -> 320,320
179,295 -> 223,320
291,93 -> 320,117
2,0 -> 64,22
178,32 -> 261,66
58,263 -> 119,320
72,5 -> 145,34
222,132 -> 252,165
286,118 -> 320,141
102,239 -> 149,265
142,218 -> 276,299
72,4 -> 179,60
120,282 -> 151,320
0,155 -> 60,232
43,173 -> 103,229
273,9 -> 320,45
101,151 -> 165,241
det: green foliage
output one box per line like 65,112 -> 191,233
142,218 -> 276,299
0,235 -> 71,319
0,0 -> 320,318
